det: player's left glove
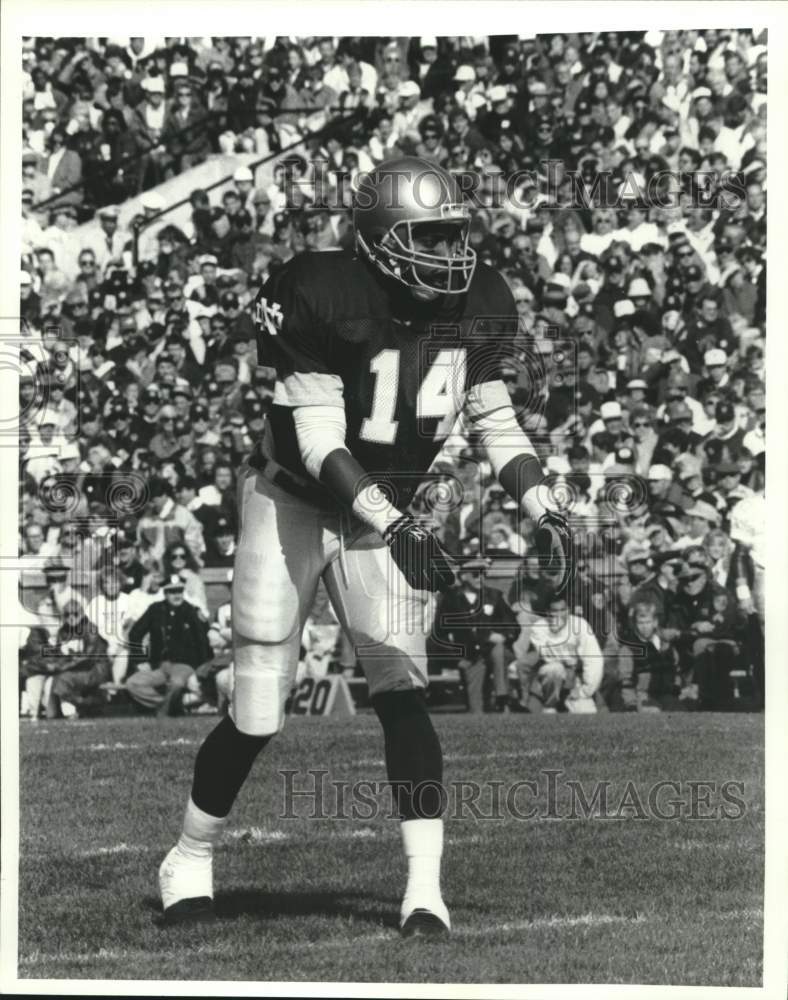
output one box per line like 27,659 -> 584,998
534,509 -> 573,595
383,514 -> 456,593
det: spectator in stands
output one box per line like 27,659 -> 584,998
670,547 -> 745,709
136,476 -> 205,566
162,540 -> 210,619
602,599 -> 681,712
434,559 -> 520,713
203,514 -> 237,568
47,600 -> 111,719
124,574 -> 212,715
517,592 -> 603,714
85,565 -> 131,685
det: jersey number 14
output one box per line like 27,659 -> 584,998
360,348 -> 467,444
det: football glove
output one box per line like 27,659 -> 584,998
534,509 -> 573,594
383,514 -> 456,593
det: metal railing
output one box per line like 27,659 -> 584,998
30,104 -> 366,219
129,105 -> 367,265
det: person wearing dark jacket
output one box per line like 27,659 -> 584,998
668,548 -> 745,709
602,600 -> 680,711
125,575 -> 212,715
44,601 -> 111,718
433,559 -> 520,713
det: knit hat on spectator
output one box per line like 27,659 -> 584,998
215,515 -> 234,536
715,400 -> 736,424
666,401 -> 693,426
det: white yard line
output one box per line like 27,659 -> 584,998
18,908 -> 762,967
349,749 -> 545,768
25,825 -> 492,860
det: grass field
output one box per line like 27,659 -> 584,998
18,711 -> 763,985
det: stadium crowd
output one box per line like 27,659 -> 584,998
18,31 -> 766,718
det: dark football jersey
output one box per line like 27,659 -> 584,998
254,250 -> 518,510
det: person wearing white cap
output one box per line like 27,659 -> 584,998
393,79 -> 432,141
134,76 -> 168,148
80,201 -> 127,268
453,65 -> 484,118
231,164 -> 256,209
453,64 -> 476,84
141,190 -> 165,213
703,348 -> 729,388
586,399 -> 625,445
627,277 -> 652,301
135,190 -> 169,263
487,84 -> 509,106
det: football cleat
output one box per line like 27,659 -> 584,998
400,907 -> 451,939
158,846 -> 214,925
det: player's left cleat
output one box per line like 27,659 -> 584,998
400,907 -> 451,938
158,846 -> 214,925
400,894 -> 450,938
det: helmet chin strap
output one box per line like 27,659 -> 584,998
409,285 -> 440,303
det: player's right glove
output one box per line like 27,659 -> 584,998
534,509 -> 573,595
383,514 -> 456,593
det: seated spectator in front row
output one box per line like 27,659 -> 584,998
515,593 -> 603,714
602,600 -> 682,712
434,559 -> 520,713
670,547 -> 747,709
21,600 -> 111,719
124,575 -> 213,716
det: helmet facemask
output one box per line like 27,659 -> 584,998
358,207 -> 477,296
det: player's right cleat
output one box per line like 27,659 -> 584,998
158,846 -> 214,925
400,907 -> 451,938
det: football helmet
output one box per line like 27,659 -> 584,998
353,156 -> 477,295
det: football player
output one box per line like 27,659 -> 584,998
159,156 -> 571,936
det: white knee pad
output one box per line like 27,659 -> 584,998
230,634 -> 300,737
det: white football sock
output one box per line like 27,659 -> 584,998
400,818 -> 449,926
176,798 -> 227,861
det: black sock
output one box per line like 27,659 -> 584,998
371,690 -> 445,820
191,716 -> 271,818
